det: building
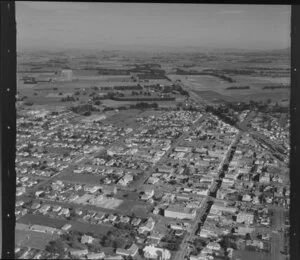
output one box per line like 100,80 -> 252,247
148,231 -> 164,243
116,249 -> 129,257
69,249 -> 88,258
242,194 -> 252,202
143,245 -> 171,260
190,255 -> 208,260
60,69 -> 73,81
30,224 -> 61,235
138,217 -> 155,234
87,252 -> 105,259
118,174 -> 133,186
236,226 -> 254,236
61,224 -> 72,231
127,243 -> 139,257
157,166 -> 174,174
164,205 -> 196,220
116,243 -> 139,257
104,256 -> 124,260
81,235 -> 94,244
210,201 -> 237,215
236,212 -> 254,225
174,146 -> 191,153
141,189 -> 155,200
206,242 -> 221,251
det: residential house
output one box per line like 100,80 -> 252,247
138,217 -> 155,234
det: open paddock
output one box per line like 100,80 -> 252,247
81,114 -> 107,123
103,109 -> 144,128
233,250 -> 271,260
194,90 -> 236,103
168,74 -> 290,103
117,201 -> 152,218
60,173 -> 104,185
16,229 -> 59,250
18,214 -> 66,229
17,214 -> 115,238
46,92 -> 73,98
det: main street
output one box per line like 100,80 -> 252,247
173,131 -> 241,260
173,197 -> 210,260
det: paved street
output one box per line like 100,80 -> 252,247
173,131 -> 241,260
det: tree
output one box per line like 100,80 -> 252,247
45,240 -> 65,255
245,233 -> 251,240
83,111 -> 91,116
24,101 -> 33,106
70,241 -> 86,250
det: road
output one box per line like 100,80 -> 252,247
173,131 -> 241,260
268,206 -> 288,260
173,197 -> 210,260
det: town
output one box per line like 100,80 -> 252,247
14,3 -> 291,260
15,69 -> 290,260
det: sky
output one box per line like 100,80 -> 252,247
16,2 -> 291,52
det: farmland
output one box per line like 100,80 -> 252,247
168,74 -> 290,103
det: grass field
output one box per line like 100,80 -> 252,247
18,214 -> 66,229
81,114 -> 107,123
168,74 -> 290,103
46,92 -> 73,98
60,173 -> 103,185
104,109 -> 144,128
17,214 -> 115,237
16,229 -> 59,250
116,200 -> 151,218
96,197 -> 123,209
233,250 -> 271,260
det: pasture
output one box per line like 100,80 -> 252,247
168,74 -> 290,103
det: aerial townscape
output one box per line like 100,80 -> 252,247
15,2 -> 290,260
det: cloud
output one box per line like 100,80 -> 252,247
216,10 -> 246,14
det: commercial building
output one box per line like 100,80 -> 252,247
164,205 -> 196,220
